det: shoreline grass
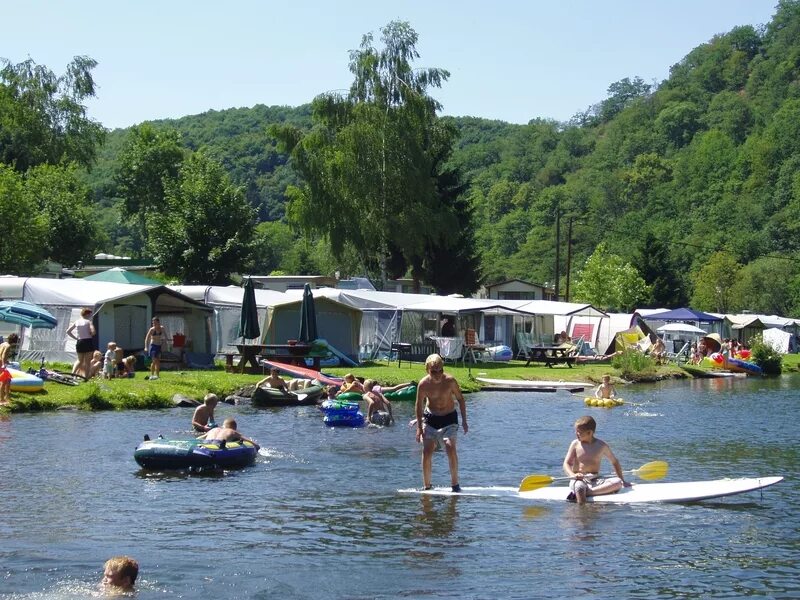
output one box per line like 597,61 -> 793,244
2,355 -> 798,414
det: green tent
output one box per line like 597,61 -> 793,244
83,267 -> 160,285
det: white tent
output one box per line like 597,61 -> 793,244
0,276 -> 213,362
171,285 -> 287,353
762,327 -> 794,354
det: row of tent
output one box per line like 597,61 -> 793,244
2,274 -> 797,364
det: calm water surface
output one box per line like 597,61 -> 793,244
1,374 -> 798,599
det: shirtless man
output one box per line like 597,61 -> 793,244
594,374 -> 617,399
191,393 -> 219,432
415,353 -> 468,492
562,415 -> 628,505
363,379 -> 394,426
256,368 -> 288,392
201,417 -> 259,448
144,317 -> 165,380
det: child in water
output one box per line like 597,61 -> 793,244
101,555 -> 138,591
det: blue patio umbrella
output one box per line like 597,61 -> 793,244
237,278 -> 261,341
298,283 -> 318,343
0,300 -> 57,329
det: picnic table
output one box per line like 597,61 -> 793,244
524,345 -> 576,368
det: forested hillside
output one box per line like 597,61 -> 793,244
79,1 -> 800,314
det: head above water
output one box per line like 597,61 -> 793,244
204,393 -> 219,406
103,556 -> 138,589
223,417 -> 237,430
363,379 -> 375,391
425,353 -> 444,374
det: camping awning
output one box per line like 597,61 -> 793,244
515,300 -> 608,318
646,307 -> 722,322
403,297 -> 533,316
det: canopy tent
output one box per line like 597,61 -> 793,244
83,267 -> 161,285
646,307 -> 722,322
0,277 -> 213,362
656,323 -> 707,335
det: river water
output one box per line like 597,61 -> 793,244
1,374 -> 798,599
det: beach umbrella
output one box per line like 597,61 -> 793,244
237,278 -> 260,341
298,283 -> 318,343
0,300 -> 57,329
656,323 -> 707,335
701,332 -> 723,353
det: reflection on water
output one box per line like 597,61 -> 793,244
1,376 -> 799,598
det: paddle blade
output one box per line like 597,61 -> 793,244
518,474 -> 556,492
633,460 -> 669,481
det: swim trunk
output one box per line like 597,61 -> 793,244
0,368 -> 11,383
422,410 -> 459,444
148,344 -> 162,358
371,411 -> 392,426
567,476 -> 621,500
76,338 -> 94,353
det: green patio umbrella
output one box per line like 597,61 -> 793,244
83,267 -> 160,285
238,277 -> 260,341
298,283 -> 318,343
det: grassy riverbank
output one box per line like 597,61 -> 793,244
2,354 -> 798,413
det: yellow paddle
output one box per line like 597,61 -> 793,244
518,460 -> 669,492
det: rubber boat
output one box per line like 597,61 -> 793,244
475,377 -> 590,393
384,384 -> 417,401
134,436 -> 258,470
252,384 -> 324,407
8,367 -> 44,393
722,357 -> 763,376
584,397 -> 624,407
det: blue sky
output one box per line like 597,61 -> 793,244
4,0 -> 777,130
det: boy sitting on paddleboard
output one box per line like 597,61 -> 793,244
563,415 -> 629,504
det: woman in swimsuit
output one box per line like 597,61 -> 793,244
144,317 -> 165,380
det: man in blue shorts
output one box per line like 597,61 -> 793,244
144,317 -> 165,380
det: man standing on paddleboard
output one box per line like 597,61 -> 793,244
415,353 -> 468,492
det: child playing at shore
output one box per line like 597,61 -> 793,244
336,373 -> 365,396
594,374 -> 617,399
101,555 -> 138,591
563,415 -> 629,505
256,367 -> 288,392
103,342 -> 118,379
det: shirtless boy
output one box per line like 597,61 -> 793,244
562,415 -> 628,504
192,393 -> 219,432
336,373 -> 365,396
101,555 -> 138,591
201,417 -> 259,448
144,317 -> 165,380
257,368 -> 288,392
363,379 -> 394,425
415,353 -> 468,492
594,374 -> 617,399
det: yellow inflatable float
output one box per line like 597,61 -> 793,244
584,397 -> 625,408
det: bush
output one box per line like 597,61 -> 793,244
748,335 -> 782,375
611,349 -> 656,378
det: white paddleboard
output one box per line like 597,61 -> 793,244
399,477 -> 783,504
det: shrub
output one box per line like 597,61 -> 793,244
748,335 -> 782,375
611,349 -> 656,378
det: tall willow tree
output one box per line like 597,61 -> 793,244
271,21 -> 472,289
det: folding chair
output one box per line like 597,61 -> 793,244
464,328 -> 489,364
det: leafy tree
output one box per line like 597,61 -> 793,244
0,164 -> 48,272
690,251 -> 743,312
634,231 -> 687,307
572,243 -> 650,311
597,76 -> 652,123
736,257 -> 798,315
0,56 -> 105,171
272,20 -> 462,289
148,152 -> 256,284
114,124 -> 185,254
23,163 -> 100,266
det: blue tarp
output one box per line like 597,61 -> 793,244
646,308 -> 722,322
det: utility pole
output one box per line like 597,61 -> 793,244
554,207 -> 561,302
565,216 -> 574,302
